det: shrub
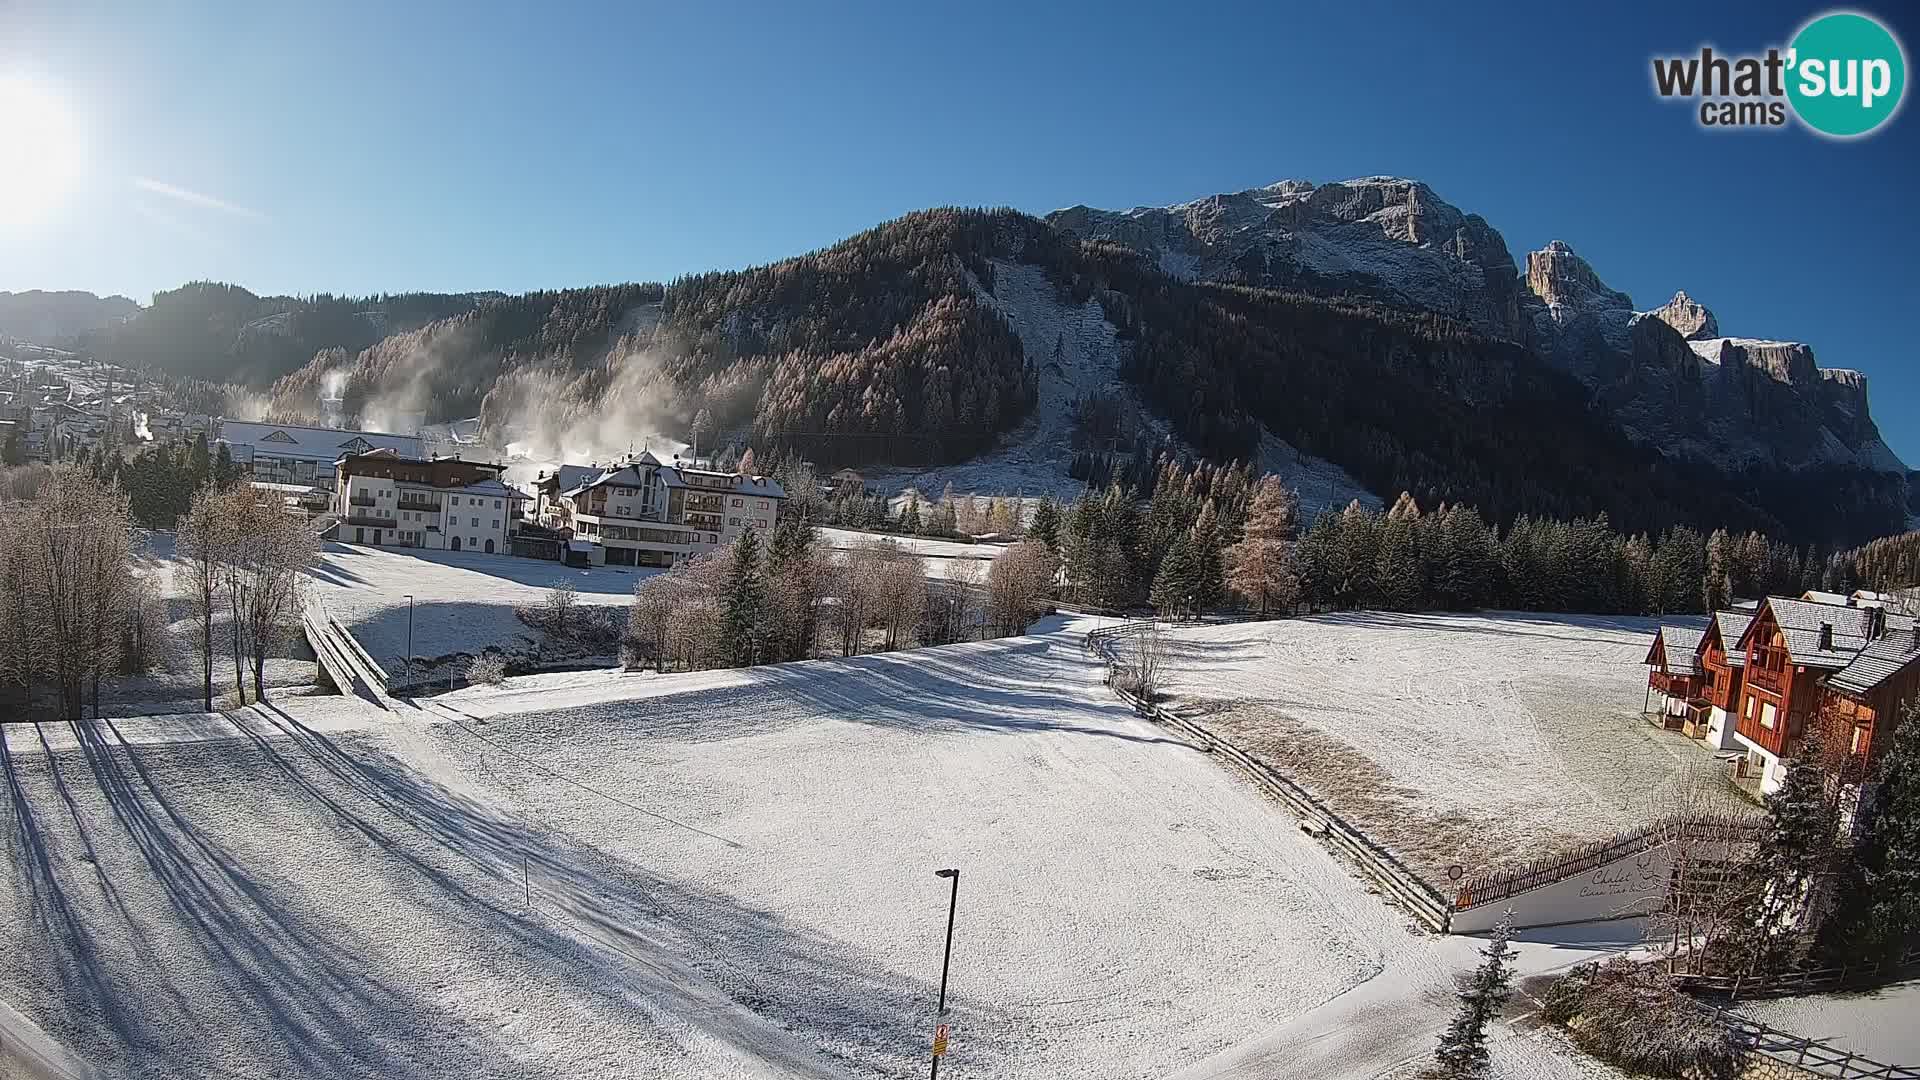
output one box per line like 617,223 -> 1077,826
466,654 -> 508,686
1543,959 -> 1744,1080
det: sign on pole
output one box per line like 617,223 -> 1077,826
931,1023 -> 950,1057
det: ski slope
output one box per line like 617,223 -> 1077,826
2,620 -> 1401,1079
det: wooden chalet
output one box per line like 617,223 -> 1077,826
1730,596 -> 1904,793
1816,623 -> 1920,769
1644,625 -> 1706,723
1696,611 -> 1752,750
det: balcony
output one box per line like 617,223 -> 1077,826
348,494 -> 377,508
397,498 -> 442,512
341,513 -> 391,528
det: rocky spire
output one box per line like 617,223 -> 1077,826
1646,290 -> 1719,340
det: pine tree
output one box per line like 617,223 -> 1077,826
902,490 -> 923,534
720,526 -> 766,667
1739,729 -> 1841,973
1189,501 -> 1226,615
1028,496 -> 1061,553
1432,911 -> 1516,1077
1375,510 -> 1422,611
1151,534 -> 1198,619
1826,700 -> 1920,961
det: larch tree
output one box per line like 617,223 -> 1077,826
175,483 -> 229,711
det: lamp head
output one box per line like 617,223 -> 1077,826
934,868 -> 958,879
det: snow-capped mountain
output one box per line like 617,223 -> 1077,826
1050,177 -> 1526,340
1049,178 -> 1906,478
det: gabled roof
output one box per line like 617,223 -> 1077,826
1741,596 -> 1883,670
1828,627 -> 1920,698
1712,611 -> 1753,667
218,420 -> 421,462
1646,626 -> 1704,676
1802,590 -> 1851,606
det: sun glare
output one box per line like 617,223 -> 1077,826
0,76 -> 84,228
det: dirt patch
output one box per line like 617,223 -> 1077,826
1178,699 -> 1597,889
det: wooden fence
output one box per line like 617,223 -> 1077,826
1452,813 -> 1763,913
1699,1001 -> 1920,1078
1084,624 -> 1455,932
1673,944 -> 1920,1001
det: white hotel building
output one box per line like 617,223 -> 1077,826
545,451 -> 786,567
332,449 -> 525,553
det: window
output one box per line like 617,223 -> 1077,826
729,516 -> 739,526
494,499 -> 502,509
471,516 -> 480,527
757,499 -> 768,510
731,497 -> 743,507
1760,702 -> 1777,729
491,520 -> 499,530
450,496 -> 459,506
469,537 -> 477,548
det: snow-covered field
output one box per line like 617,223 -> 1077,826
817,526 -> 1005,581
1155,611 -> 1730,886
305,543 -> 649,671
2,616 -> 1646,1079
0,622 -> 1369,1079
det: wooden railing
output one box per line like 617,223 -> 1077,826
1696,1000 -> 1920,1078
1673,944 -> 1920,1000
1453,814 -> 1762,912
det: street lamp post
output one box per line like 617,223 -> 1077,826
404,594 -> 414,694
930,867 -> 960,1079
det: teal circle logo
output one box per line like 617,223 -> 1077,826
1787,11 -> 1906,137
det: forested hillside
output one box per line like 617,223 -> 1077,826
78,282 -> 480,385
53,208 -> 1911,545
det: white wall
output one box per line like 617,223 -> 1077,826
1452,848 -> 1671,933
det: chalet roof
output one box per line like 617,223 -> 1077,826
1713,611 -> 1753,667
1646,626 -> 1704,676
219,420 -> 421,463
564,458 -> 788,501
1827,627 -> 1920,697
1802,590 -> 1851,606
1744,596 -> 1882,670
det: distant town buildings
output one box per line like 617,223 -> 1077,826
217,420 -> 422,499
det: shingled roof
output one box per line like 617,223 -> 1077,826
1647,625 -> 1705,676
1745,597 -> 1884,670
1828,625 -> 1920,697
1713,611 -> 1754,667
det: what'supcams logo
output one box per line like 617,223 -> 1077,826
1652,10 -> 1906,137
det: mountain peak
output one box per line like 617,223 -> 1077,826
1646,289 -> 1719,340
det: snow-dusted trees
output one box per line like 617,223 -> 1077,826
175,483 -> 228,711
0,465 -> 138,719
720,526 -> 767,667
985,541 -> 1055,637
220,489 -> 319,704
828,539 -> 927,655
1432,911 -> 1516,1078
1225,477 -> 1299,615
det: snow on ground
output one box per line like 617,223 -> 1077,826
1256,430 -> 1381,520
863,259 -> 1143,502
3,622 -> 1379,1079
1736,978 -> 1920,1066
305,543 -> 651,672
817,526 -> 1006,581
1154,611 -> 1739,887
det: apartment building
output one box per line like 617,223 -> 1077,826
333,449 -> 524,554
220,420 -> 422,497
552,450 -> 786,567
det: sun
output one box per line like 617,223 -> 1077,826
0,76 -> 84,229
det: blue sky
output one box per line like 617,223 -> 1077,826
4,1 -> 1916,462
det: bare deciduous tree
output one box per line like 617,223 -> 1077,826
986,540 -> 1055,637
176,483 -> 228,711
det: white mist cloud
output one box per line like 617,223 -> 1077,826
131,176 -> 268,223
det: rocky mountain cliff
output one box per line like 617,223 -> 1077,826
1049,178 -> 1906,482
0,290 -> 139,343
1050,178 -> 1527,340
